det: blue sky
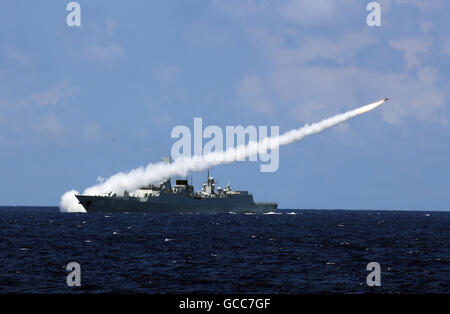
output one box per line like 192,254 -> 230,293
1,0 -> 449,210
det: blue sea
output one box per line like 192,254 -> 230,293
0,207 -> 448,293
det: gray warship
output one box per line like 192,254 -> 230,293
75,174 -> 277,214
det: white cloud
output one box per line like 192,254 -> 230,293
389,38 -> 432,69
375,67 -> 446,126
247,28 -> 377,66
214,0 -> 448,128
0,81 -> 104,145
277,0 -> 337,25
82,121 -> 102,141
291,101 -> 329,122
441,37 -> 450,56
213,1 -> 377,67
238,74 -> 273,114
105,19 -> 117,38
274,65 -> 445,126
212,0 -> 268,21
3,44 -> 30,65
153,65 -> 178,83
152,66 -> 187,104
154,113 -> 171,125
395,0 -> 443,9
213,0 -> 339,26
83,19 -> 124,65
83,43 -> 125,64
32,112 -> 67,136
31,81 -> 79,107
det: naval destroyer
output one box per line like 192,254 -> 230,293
75,173 -> 277,214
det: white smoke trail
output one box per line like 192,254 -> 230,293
60,99 -> 386,212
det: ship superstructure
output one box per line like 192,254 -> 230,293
75,173 -> 277,214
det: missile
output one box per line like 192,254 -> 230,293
384,97 -> 391,101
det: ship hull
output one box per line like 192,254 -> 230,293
75,194 -> 277,214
